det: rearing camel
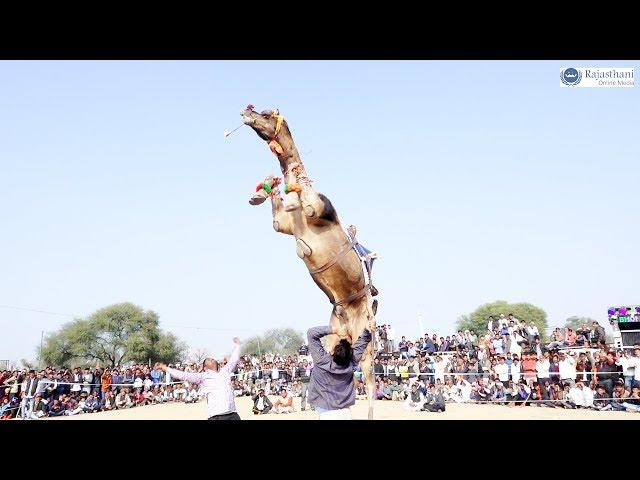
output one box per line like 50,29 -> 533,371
241,105 -> 377,419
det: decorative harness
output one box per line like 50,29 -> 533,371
308,236 -> 372,308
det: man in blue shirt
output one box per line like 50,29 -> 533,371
307,320 -> 374,419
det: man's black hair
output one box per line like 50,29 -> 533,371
332,339 -> 353,368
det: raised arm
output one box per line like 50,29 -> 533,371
164,368 -> 204,385
353,320 -> 374,363
307,326 -> 332,364
221,338 -> 242,374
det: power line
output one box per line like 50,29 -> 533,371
0,304 -> 77,317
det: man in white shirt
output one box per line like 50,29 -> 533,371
387,325 -> 396,352
567,379 -> 593,408
494,356 -> 510,384
155,337 -> 243,420
558,351 -> 577,387
616,350 -> 636,390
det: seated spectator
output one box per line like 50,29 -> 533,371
609,380 -> 630,411
404,383 -> 424,412
272,388 -> 294,414
31,394 -> 49,419
566,379 -> 594,409
151,385 -> 163,404
102,391 -> 116,411
422,385 -> 446,412
621,386 -> 640,412
64,394 -> 84,416
48,399 -> 65,417
173,383 -> 187,402
252,389 -> 273,415
492,382 -> 507,404
83,393 -> 101,413
184,386 -> 199,404
116,389 -> 133,409
592,385 -> 611,410
0,397 -> 13,419
133,388 -> 145,406
162,385 -> 174,402
142,386 -> 155,405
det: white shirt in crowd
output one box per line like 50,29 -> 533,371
559,356 -> 576,380
616,356 -> 636,377
387,327 -> 395,341
536,358 -> 550,379
567,385 -> 594,408
526,325 -> 539,337
271,367 -> 279,380
494,362 -> 510,382
173,386 -> 187,400
510,361 -> 521,384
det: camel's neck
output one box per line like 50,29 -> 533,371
275,126 -> 310,184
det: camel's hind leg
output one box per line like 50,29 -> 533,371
360,343 -> 375,420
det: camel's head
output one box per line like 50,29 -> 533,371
241,105 -> 286,141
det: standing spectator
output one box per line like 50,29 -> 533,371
494,356 -> 510,385
387,325 -> 396,352
100,368 -> 112,400
595,351 -> 621,396
398,336 -> 409,359
150,365 -> 162,385
298,359 -> 312,411
111,369 -> 122,394
20,370 -> 38,419
591,321 -> 606,347
616,350 -> 636,390
82,368 -> 93,395
559,352 -> 577,387
549,355 -> 561,384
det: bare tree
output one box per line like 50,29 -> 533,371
188,348 -> 210,364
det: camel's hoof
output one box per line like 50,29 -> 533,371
372,299 -> 378,316
249,192 -> 268,205
371,285 -> 379,297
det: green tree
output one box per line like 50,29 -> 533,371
564,316 -> 596,330
242,328 -> 304,356
38,303 -> 187,367
456,300 -> 548,339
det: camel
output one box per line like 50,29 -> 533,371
241,105 -> 377,419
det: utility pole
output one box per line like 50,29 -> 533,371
39,330 -> 44,370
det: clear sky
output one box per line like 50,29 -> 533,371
1,60 -> 638,364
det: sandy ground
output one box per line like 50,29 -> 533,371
50,396 -> 640,420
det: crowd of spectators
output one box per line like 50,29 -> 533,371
3,314 -> 640,419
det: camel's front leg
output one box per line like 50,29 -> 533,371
270,187 -> 295,236
249,176 -> 294,236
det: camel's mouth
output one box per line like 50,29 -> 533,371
241,105 -> 279,141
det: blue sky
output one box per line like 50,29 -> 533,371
1,60 -> 638,364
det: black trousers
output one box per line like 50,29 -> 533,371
208,412 -> 241,421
